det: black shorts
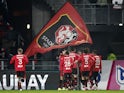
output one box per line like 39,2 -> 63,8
16,71 -> 25,78
91,71 -> 99,80
63,73 -> 72,80
81,71 -> 90,77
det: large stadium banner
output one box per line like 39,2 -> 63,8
0,71 -> 59,90
25,2 -> 92,57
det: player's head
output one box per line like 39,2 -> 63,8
62,49 -> 67,55
65,51 -> 69,55
70,47 -> 76,52
92,49 -> 97,55
77,50 -> 82,55
83,47 -> 90,54
17,48 -> 23,54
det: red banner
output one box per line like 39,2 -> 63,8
25,2 -> 93,57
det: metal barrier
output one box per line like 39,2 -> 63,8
0,59 -> 7,70
0,59 -> 59,71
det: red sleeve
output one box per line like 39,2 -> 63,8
75,54 -> 79,61
89,55 -> 95,67
70,57 -> 73,68
77,54 -> 82,63
10,56 -> 15,64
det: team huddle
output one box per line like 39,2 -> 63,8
58,47 -> 102,90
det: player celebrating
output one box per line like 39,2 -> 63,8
10,48 -> 29,91
90,50 -> 102,90
58,49 -> 66,90
80,48 -> 94,90
69,48 -> 79,89
59,49 -> 73,90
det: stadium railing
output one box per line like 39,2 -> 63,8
0,58 -> 59,71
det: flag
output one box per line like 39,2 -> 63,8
25,2 -> 93,57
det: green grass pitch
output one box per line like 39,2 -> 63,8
0,90 -> 124,93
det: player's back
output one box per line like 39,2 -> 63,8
92,55 -> 102,72
61,55 -> 73,73
13,54 -> 28,71
80,54 -> 94,71
69,52 -> 78,68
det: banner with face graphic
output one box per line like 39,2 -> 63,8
0,60 -> 124,90
25,2 -> 92,57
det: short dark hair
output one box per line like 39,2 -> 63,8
83,47 -> 90,54
70,47 -> 76,52
17,48 -> 23,53
92,50 -> 97,54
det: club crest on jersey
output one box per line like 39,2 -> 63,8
55,25 -> 77,45
116,65 -> 124,86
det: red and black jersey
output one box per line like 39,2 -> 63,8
80,54 -> 94,71
59,55 -> 73,74
10,54 -> 28,71
92,55 -> 102,72
69,52 -> 79,68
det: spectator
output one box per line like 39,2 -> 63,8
107,52 -> 117,61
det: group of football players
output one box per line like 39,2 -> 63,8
58,47 -> 102,90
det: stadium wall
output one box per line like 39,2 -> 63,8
0,60 -> 124,90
